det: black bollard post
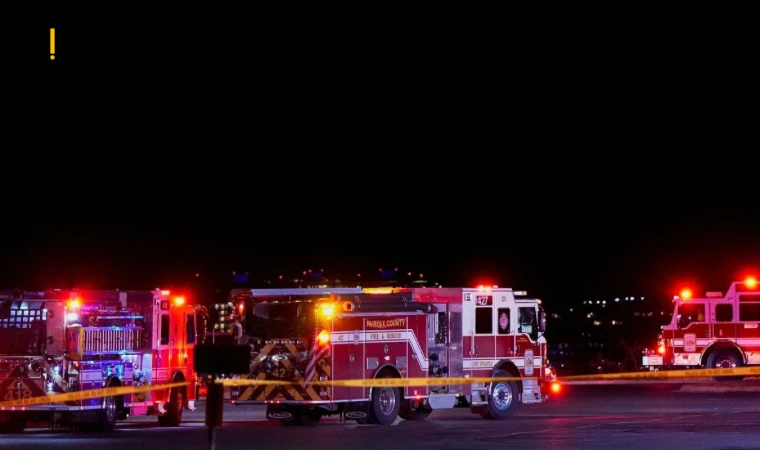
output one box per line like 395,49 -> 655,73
194,344 -> 250,450
205,378 -> 224,450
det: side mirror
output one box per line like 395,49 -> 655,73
538,309 -> 546,333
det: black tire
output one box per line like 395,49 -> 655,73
158,387 -> 184,427
399,407 -> 431,421
480,369 -> 519,420
398,400 -> 432,421
281,412 -> 321,426
368,377 -> 400,425
97,393 -> 118,431
706,349 -> 745,381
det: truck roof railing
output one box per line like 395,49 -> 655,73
231,288 -> 364,297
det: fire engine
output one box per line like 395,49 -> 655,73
227,285 -> 559,425
642,277 -> 760,381
0,288 -> 208,433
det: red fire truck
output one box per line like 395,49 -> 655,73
642,277 -> 759,380
0,288 -> 208,433
228,285 -> 559,425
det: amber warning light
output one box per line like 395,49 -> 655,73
319,303 -> 336,319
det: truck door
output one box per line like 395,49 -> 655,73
517,306 -> 539,376
154,301 -> 171,384
462,292 -> 496,377
184,311 -> 196,374
712,302 -> 735,343
171,306 -> 187,372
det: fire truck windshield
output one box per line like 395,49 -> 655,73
0,300 -> 47,356
676,302 -> 706,328
248,301 -> 314,341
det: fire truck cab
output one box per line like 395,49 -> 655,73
228,285 -> 558,425
642,277 -> 759,381
0,289 -> 207,433
395,286 -> 557,419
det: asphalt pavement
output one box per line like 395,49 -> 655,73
4,380 -> 760,449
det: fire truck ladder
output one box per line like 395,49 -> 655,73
342,293 -> 438,314
231,288 -> 364,298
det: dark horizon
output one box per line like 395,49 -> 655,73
4,7 -> 758,311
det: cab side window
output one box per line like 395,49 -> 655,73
160,314 -> 170,345
497,308 -> 510,334
186,314 -> 196,344
678,303 -> 706,328
715,304 -> 732,322
475,306 -> 493,334
518,307 -> 536,335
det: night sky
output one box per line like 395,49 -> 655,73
4,6 -> 758,311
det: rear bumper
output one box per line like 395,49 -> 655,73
642,355 -> 664,366
0,404 -> 102,412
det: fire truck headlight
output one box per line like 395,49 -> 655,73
66,312 -> 79,322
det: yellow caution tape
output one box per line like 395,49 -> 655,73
0,381 -> 189,408
219,366 -> 760,388
561,365 -> 760,381
4,366 -> 757,408
218,376 -> 524,388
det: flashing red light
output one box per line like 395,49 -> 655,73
317,329 -> 330,345
657,344 -> 666,354
745,277 -> 757,289
550,382 -> 561,394
237,302 -> 244,314
679,288 -> 692,300
173,296 -> 186,306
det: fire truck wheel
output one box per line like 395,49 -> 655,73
282,412 -> 321,426
97,394 -> 118,431
368,378 -> 401,425
158,387 -> 184,427
481,370 -> 518,420
399,405 -> 431,421
706,349 -> 745,382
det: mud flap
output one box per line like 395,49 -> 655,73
266,405 -> 294,421
343,402 -> 370,421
